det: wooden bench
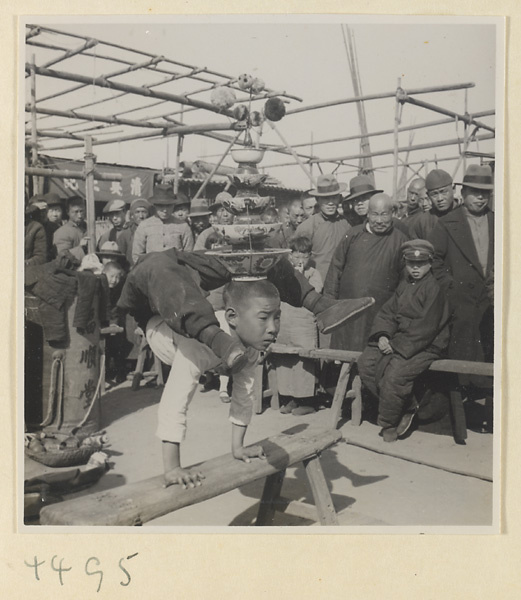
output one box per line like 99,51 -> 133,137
39,428 -> 343,526
256,344 -> 494,442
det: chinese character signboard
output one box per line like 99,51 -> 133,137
47,159 -> 156,209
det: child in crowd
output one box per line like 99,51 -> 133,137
146,279 -> 280,488
274,236 -> 323,416
357,240 -> 450,442
261,207 -> 279,224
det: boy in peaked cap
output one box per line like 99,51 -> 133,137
358,239 -> 451,442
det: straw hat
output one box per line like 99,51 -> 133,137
97,241 -> 125,260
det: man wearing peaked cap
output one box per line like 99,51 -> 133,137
117,198 -> 153,266
357,235 -> 451,442
428,165 -> 494,428
97,198 -> 128,251
342,174 -> 383,227
407,169 -> 457,240
295,174 -> 351,286
132,185 -> 194,263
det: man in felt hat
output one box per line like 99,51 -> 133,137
324,193 -> 410,353
117,198 -> 152,266
132,185 -> 194,263
53,195 -> 89,261
342,174 -> 383,227
294,174 -> 351,282
408,169 -> 457,239
429,164 -> 494,390
358,239 -> 450,442
97,198 -> 128,250
188,197 -> 212,242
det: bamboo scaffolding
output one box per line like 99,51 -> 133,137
40,38 -> 98,70
25,130 -> 85,142
26,63 -> 237,119
400,92 -> 495,134
40,122 -> 244,152
308,132 -> 494,164
25,166 -> 122,181
269,110 -> 494,151
173,135 -> 183,195
286,82 -> 475,115
26,25 -> 302,102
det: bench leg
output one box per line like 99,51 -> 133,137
350,374 -> 362,426
255,469 -> 286,526
328,361 -> 353,428
449,389 -> 468,444
303,455 -> 339,525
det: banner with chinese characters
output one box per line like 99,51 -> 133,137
46,158 -> 157,207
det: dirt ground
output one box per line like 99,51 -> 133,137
26,377 -> 494,528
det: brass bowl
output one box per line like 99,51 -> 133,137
212,222 -> 281,245
205,248 -> 291,280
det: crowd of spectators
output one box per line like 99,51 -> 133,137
24,162 -> 495,439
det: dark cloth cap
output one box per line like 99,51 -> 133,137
172,192 -> 191,209
43,192 -> 63,207
456,164 -> 494,190
425,169 -> 453,192
401,239 -> 434,261
130,198 -> 152,212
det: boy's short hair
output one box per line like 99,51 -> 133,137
223,280 -> 280,309
289,235 -> 313,254
102,260 -> 125,275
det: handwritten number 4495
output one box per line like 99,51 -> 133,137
24,553 -> 138,592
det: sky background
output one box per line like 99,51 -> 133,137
24,17 -> 499,193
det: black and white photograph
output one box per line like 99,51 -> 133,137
20,15 -> 502,530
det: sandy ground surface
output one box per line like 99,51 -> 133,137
26,378 -> 494,528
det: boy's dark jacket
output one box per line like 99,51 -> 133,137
368,271 -> 450,359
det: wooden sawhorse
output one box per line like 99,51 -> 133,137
40,428 -> 343,526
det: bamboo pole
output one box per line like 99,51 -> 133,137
286,82 -> 475,115
392,78 -> 402,202
26,63 -> 237,119
30,55 -> 40,195
25,166 -> 122,181
267,121 -> 314,185
463,89 -> 469,175
401,94 -> 495,134
308,132 -> 494,164
192,131 -> 241,201
84,136 -> 97,254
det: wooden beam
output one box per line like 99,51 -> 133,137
40,38 -> 98,69
39,428 -> 343,526
84,136 -> 96,254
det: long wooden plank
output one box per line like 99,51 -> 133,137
40,428 -> 342,526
